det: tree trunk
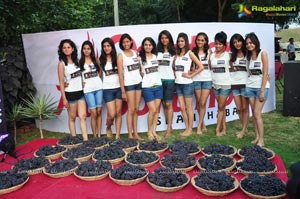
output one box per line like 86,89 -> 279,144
39,117 -> 44,139
177,5 -> 181,22
13,120 -> 17,144
218,0 -> 228,22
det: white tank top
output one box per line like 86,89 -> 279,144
230,56 -> 248,85
121,50 -> 142,86
102,62 -> 120,89
192,52 -> 212,82
210,51 -> 231,86
82,63 -> 103,93
141,54 -> 162,88
157,52 -> 175,80
174,50 -> 193,84
247,51 -> 270,88
63,62 -> 82,92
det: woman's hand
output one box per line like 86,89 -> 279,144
259,91 -> 265,102
121,92 -> 127,102
63,98 -> 69,109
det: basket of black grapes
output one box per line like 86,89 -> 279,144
191,171 -> 239,196
34,145 -> 66,160
137,140 -> 168,154
160,152 -> 196,172
109,163 -> 148,186
57,136 -> 83,149
236,155 -> 277,175
62,145 -> 94,163
0,170 -> 29,195
202,143 -> 237,157
43,159 -> 79,178
110,138 -> 138,153
238,145 -> 275,160
197,153 -> 236,173
74,160 -> 112,181
169,140 -> 200,156
125,151 -> 159,167
12,157 -> 50,175
92,145 -> 125,165
240,173 -> 286,199
147,167 -> 190,192
82,137 -> 111,150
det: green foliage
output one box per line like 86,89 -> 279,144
6,103 -> 23,143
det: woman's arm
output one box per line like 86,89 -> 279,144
260,51 -> 269,102
117,53 -> 126,101
58,62 -> 68,108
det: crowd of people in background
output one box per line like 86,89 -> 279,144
57,30 -> 269,147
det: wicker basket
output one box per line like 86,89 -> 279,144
196,158 -> 236,173
34,149 -> 66,160
43,167 -> 77,178
74,170 -> 110,181
240,177 -> 287,199
94,143 -> 109,150
169,147 -> 201,156
109,171 -> 148,186
123,143 -> 139,153
12,159 -> 51,175
237,147 -> 275,160
191,175 -> 239,196
125,152 -> 160,168
160,161 -> 196,172
0,177 -> 29,195
201,145 -> 237,157
137,145 -> 168,155
62,153 -> 93,163
236,159 -> 278,175
92,154 -> 125,165
146,174 -> 190,192
57,142 -> 82,149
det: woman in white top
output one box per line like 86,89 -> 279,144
157,30 -> 176,138
100,37 -> 122,139
191,32 -> 212,135
139,37 -> 163,140
174,32 -> 204,137
229,33 -> 249,138
245,32 -> 270,147
117,33 -> 143,140
57,39 -> 88,141
79,40 -> 103,138
209,31 -> 231,137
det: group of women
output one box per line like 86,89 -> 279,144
57,30 -> 269,147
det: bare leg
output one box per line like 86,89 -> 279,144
96,107 -> 102,137
164,101 -> 173,137
68,103 -> 77,137
90,108 -> 97,138
77,99 -> 88,141
152,99 -> 162,140
133,90 -> 143,140
215,95 -> 227,136
115,99 -> 122,139
181,96 -> 193,136
126,91 -> 135,139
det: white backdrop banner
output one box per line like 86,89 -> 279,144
22,23 -> 275,134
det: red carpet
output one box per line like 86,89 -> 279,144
0,138 -> 288,199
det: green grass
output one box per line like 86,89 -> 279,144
276,27 -> 300,43
14,82 -> 300,176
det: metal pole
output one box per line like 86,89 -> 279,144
113,0 -> 119,26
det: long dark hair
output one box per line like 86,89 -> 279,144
57,39 -> 78,66
176,32 -> 190,55
230,33 -> 246,63
119,33 -> 133,50
139,37 -> 157,64
245,32 -> 261,61
100,37 -> 117,72
157,30 -> 176,56
79,40 -> 99,72
192,32 -> 209,60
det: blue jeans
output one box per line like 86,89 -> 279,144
245,87 -> 269,100
142,86 -> 163,103
213,88 -> 231,97
193,81 -> 212,90
175,83 -> 194,97
84,89 -> 103,109
103,88 -> 122,103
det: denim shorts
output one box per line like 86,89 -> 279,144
103,88 -> 122,103
175,83 -> 194,97
142,86 -> 163,103
245,87 -> 269,100
232,87 -> 246,97
69,96 -> 85,104
125,82 -> 142,91
213,88 -> 231,97
162,80 -> 175,102
84,89 -> 103,109
193,81 -> 212,90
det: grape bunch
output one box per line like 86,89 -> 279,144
110,163 -> 147,180
138,140 -> 168,151
58,136 -> 83,145
35,145 -> 66,157
0,170 -> 28,189
83,137 -> 111,149
169,140 -> 199,154
202,143 -> 235,156
62,145 -> 94,159
148,167 -> 188,187
110,138 -> 138,150
198,154 -> 234,171
239,145 -> 273,159
44,159 -> 79,174
126,151 -> 159,165
13,157 -> 49,172
241,173 -> 286,196
194,171 -> 235,191
75,160 -> 112,177
236,155 -> 276,173
161,153 -> 195,169
93,145 -> 125,161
